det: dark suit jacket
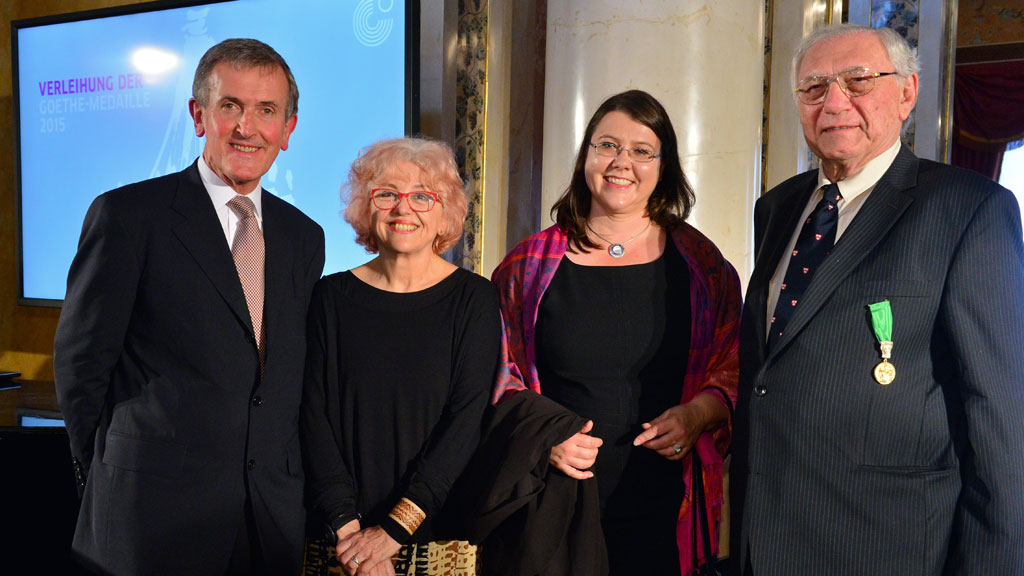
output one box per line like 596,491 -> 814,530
730,147 -> 1024,575
54,162 -> 325,576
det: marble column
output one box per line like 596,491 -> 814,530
542,0 -> 766,286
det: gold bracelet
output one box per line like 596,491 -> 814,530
388,497 -> 426,535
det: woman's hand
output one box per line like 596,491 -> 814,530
360,561 -> 396,576
549,419 -> 603,479
335,518 -> 361,543
336,525 -> 401,575
633,393 -> 728,460
333,518 -> 362,574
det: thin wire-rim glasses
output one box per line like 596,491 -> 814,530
795,67 -> 899,104
370,188 -> 440,212
588,141 -> 662,163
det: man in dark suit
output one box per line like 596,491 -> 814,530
731,24 -> 1024,575
54,39 -> 325,575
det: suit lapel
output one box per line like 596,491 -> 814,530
768,147 -> 919,358
170,163 -> 253,332
261,192 -> 292,377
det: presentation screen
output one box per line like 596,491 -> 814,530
13,0 -> 415,305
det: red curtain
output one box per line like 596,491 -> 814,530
952,60 -> 1024,180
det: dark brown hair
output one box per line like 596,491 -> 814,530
551,89 -> 695,252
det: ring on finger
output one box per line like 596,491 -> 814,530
353,555 -> 361,566
673,444 -> 682,455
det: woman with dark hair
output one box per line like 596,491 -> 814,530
301,137 -> 500,576
490,90 -> 741,574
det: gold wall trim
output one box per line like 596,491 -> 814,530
452,0 -> 487,274
762,0 -> 774,197
938,0 -> 957,163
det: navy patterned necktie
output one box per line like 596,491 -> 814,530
769,183 -> 842,347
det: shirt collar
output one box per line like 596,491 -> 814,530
197,155 -> 263,219
817,139 -> 901,202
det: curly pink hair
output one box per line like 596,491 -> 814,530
342,137 -> 468,254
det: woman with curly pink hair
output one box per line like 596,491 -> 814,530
301,137 -> 499,576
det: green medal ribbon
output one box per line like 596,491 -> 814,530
868,300 -> 893,344
869,301 -> 895,384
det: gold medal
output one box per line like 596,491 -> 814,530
874,359 -> 895,385
868,301 -> 895,386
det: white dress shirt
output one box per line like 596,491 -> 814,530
197,155 -> 264,248
765,140 -> 902,337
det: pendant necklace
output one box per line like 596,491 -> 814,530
586,219 -> 651,258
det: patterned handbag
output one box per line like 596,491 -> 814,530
304,536 -> 480,576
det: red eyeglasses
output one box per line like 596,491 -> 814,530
370,189 -> 440,212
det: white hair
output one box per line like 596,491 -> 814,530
791,24 -> 920,92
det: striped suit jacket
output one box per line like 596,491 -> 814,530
730,146 -> 1024,575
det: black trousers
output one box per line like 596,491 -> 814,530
226,496 -> 269,576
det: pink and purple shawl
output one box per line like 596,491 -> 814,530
490,223 -> 741,575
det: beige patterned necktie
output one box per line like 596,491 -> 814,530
227,196 -> 265,367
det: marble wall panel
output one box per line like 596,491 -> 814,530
542,0 -> 766,285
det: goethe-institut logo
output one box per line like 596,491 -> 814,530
353,0 -> 395,48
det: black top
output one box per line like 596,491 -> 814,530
535,246 -> 691,519
300,267 -> 501,543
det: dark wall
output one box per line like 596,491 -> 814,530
0,427 -> 86,572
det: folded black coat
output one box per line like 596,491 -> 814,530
452,390 -> 608,576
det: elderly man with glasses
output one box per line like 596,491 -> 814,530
729,24 -> 1024,576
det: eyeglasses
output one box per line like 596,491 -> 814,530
795,68 -> 899,104
589,141 -> 661,163
370,188 -> 440,212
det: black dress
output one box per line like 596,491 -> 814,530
534,246 -> 691,575
300,267 -> 501,543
